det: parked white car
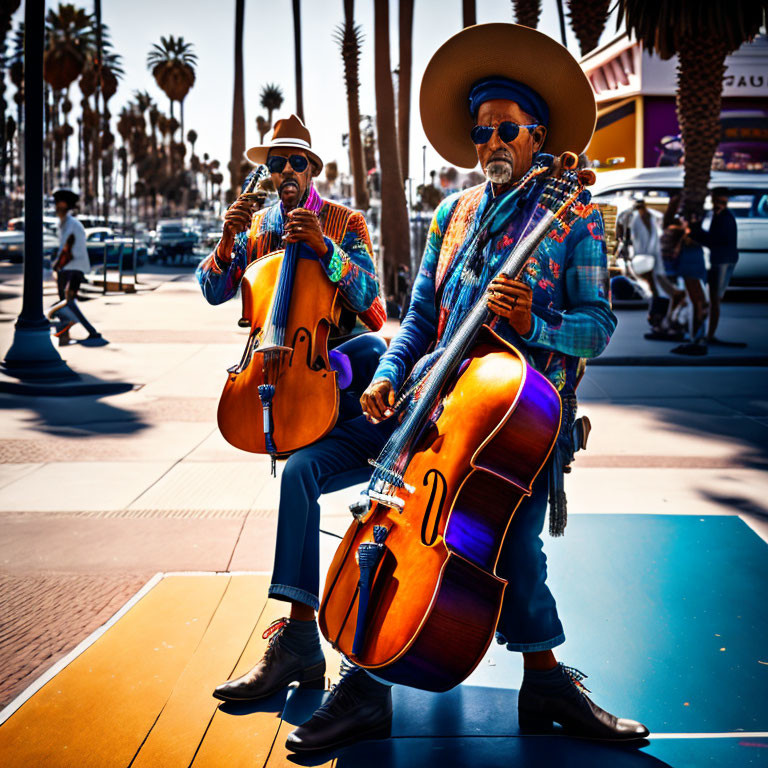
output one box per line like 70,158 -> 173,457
0,217 -> 60,262
590,167 -> 768,285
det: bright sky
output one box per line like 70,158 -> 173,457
20,0 -> 620,185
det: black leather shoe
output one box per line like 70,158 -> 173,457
285,666 -> 392,753
213,618 -> 325,702
518,664 -> 649,741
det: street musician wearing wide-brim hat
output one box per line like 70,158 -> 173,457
283,24 -> 649,754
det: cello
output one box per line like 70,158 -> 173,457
217,170 -> 343,465
319,155 -> 595,692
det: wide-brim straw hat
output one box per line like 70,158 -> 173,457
420,23 -> 596,168
245,114 -> 323,174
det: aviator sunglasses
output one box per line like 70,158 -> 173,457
470,122 -> 539,145
266,153 -> 310,173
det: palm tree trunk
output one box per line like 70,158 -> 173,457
0,0 -> 20,225
94,0 -> 104,221
554,0 -> 568,46
677,34 -> 728,219
230,0 -> 246,198
374,0 -> 410,301
180,99 -> 185,146
341,0 -> 369,210
462,0 -> 476,26
292,0 -> 304,121
512,0 -> 541,28
398,0 -> 413,183
567,0 -> 610,56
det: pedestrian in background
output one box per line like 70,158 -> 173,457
47,189 -> 105,347
689,188 -> 745,347
631,197 -> 687,341
660,194 -> 708,356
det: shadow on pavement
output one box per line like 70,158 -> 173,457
699,489 -> 768,519
0,389 -> 148,437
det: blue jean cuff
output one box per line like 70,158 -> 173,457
268,584 -> 320,611
494,630 -> 565,653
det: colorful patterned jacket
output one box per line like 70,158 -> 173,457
374,179 -> 616,395
196,184 -> 386,333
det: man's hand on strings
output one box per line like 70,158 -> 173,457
360,379 -> 396,423
284,208 -> 327,256
487,275 -> 533,336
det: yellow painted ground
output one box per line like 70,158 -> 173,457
0,574 -> 338,768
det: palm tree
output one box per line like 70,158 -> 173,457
230,0 -> 246,197
1,0 -> 21,215
8,21 -> 25,195
256,115 -> 270,142
512,0 -> 541,28
134,89 -> 154,117
292,0 -> 304,120
567,0 -> 610,56
260,83 -> 284,130
43,4 -> 95,189
43,4 -> 93,91
398,0 -> 414,185
146,35 -> 197,138
187,128 -> 197,156
373,0 -> 410,297
334,0 -> 369,210
618,0 -> 767,218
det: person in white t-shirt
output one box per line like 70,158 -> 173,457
628,198 -> 686,339
47,189 -> 104,346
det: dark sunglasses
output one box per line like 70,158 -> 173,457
266,153 -> 309,173
470,122 -> 538,145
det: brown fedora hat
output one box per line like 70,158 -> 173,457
420,23 -> 596,168
245,114 -> 323,173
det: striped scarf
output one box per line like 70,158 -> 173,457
438,175 -> 545,346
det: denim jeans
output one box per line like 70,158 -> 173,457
268,414 -> 395,610
269,368 -> 564,651
269,332 -> 391,610
494,471 -> 565,651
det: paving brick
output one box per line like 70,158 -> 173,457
0,572 -> 151,709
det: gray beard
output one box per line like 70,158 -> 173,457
485,160 -> 513,185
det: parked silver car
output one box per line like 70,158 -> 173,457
590,167 -> 768,285
0,217 -> 60,263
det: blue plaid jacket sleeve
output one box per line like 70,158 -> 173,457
372,201 -> 454,389
196,232 -> 250,305
523,207 -> 616,358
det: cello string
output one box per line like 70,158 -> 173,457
371,169 -> 578,494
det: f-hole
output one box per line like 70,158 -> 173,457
421,468 -> 447,546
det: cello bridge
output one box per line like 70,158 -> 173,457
368,489 -> 405,511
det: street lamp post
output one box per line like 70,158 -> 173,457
2,0 -> 74,381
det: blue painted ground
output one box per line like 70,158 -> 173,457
298,513 -> 768,767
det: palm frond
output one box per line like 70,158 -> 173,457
618,0 -> 766,58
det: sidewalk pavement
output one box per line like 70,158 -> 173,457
0,264 -> 766,710
598,295 -> 768,365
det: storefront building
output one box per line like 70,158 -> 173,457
581,33 -> 768,171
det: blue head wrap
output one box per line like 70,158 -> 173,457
468,76 -> 549,127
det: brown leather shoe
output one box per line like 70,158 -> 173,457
518,664 -> 649,741
285,666 -> 392,753
213,618 -> 326,702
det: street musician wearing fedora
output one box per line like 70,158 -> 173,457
197,115 -> 388,700
283,24 -> 649,754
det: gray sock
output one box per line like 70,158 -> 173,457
279,618 -> 324,664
